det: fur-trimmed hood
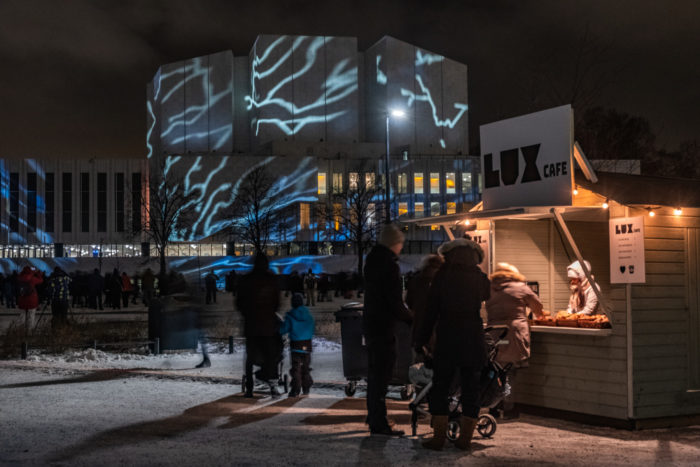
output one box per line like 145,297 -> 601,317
437,239 -> 484,266
489,269 -> 526,284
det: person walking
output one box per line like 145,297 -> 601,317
303,268 -> 316,307
406,254 -> 444,359
86,269 -> 104,310
486,263 -> 543,419
205,271 -> 219,305
109,269 -> 122,310
363,224 -> 413,436
280,293 -> 315,397
16,266 -> 43,335
141,268 -> 155,306
236,253 -> 282,397
46,267 -> 72,330
416,238 -> 490,451
121,272 -> 133,308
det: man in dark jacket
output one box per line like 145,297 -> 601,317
47,267 -> 72,331
416,238 -> 490,451
236,253 -> 282,397
363,224 -> 413,436
87,269 -> 104,310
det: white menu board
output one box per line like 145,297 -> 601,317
470,229 -> 490,274
609,216 -> 646,284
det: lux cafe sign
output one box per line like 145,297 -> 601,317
480,105 -> 646,284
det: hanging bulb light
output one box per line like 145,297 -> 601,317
464,219 -> 471,226
573,186 -> 579,196
648,207 -> 655,217
674,207 -> 683,216
602,199 -> 609,209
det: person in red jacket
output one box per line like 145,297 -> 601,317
17,266 -> 43,335
121,272 -> 134,308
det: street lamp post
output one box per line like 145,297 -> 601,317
384,109 -> 405,224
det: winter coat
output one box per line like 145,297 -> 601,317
566,260 -> 600,315
205,272 -> 218,289
280,305 -> 315,352
486,270 -> 543,364
417,241 -> 490,368
236,269 -> 281,337
406,259 -> 442,349
87,271 -> 104,294
121,274 -> 133,292
17,267 -> 43,311
47,272 -> 72,303
363,244 -> 413,338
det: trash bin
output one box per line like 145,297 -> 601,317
334,302 -> 414,399
148,295 -> 199,352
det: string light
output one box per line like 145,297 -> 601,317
573,186 -> 579,196
463,219 -> 471,225
602,199 -> 609,209
674,208 -> 683,216
647,207 -> 655,217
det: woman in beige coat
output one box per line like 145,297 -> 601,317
485,263 -> 543,418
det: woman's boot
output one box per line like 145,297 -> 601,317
454,416 -> 478,450
422,415 -> 448,450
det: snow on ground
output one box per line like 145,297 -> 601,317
2,366 -> 700,466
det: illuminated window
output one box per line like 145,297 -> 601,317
414,173 -> 424,194
430,173 -> 440,194
367,203 -> 376,224
431,225 -> 440,231
415,202 -> 424,216
349,172 -> 359,191
398,202 -> 408,217
431,202 -> 440,216
365,173 -> 375,189
333,203 -> 342,231
398,173 -> 407,194
300,203 -> 310,229
447,202 -> 456,215
462,172 -> 472,193
332,173 -> 343,193
318,172 -> 327,195
446,173 -> 456,194
132,173 -> 141,234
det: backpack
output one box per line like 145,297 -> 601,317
17,279 -> 35,298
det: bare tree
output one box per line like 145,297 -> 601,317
137,155 -> 197,278
230,165 -> 280,255
318,162 -> 382,278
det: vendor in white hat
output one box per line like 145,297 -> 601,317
566,260 -> 599,315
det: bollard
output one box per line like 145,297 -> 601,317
154,337 -> 160,355
21,342 -> 28,360
229,336 -> 234,354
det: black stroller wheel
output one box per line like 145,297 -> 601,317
477,413 -> 497,438
345,381 -> 357,397
446,419 -> 460,441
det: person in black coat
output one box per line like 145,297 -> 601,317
236,253 -> 282,397
363,223 -> 413,436
87,268 -> 104,310
416,238 -> 490,451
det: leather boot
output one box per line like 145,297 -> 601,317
422,415 -> 448,450
454,416 -> 478,451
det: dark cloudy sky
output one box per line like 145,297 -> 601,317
1,0 -> 698,158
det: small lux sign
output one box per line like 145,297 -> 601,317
609,216 -> 646,284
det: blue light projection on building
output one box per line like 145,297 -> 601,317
246,36 -> 358,137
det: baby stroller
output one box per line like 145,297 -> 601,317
241,335 -> 289,397
408,326 -> 512,440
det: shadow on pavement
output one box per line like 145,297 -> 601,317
49,393 -> 303,463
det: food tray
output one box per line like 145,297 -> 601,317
534,319 -> 556,327
556,319 -> 579,328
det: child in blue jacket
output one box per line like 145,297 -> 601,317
280,293 -> 315,397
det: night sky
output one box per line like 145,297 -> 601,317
1,0 -> 698,159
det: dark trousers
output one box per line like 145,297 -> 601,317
245,335 -> 283,392
429,360 -> 481,419
88,293 -> 103,310
366,335 -> 397,431
122,291 -> 130,308
206,287 -> 216,304
51,300 -> 69,330
289,350 -> 313,395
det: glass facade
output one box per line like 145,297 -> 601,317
398,173 -> 407,194
317,172 -> 327,195
414,173 -> 424,194
62,173 -> 72,233
430,173 -> 440,194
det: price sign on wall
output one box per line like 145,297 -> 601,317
470,230 -> 490,274
609,216 -> 646,284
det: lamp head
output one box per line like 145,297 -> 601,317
390,109 -> 406,118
